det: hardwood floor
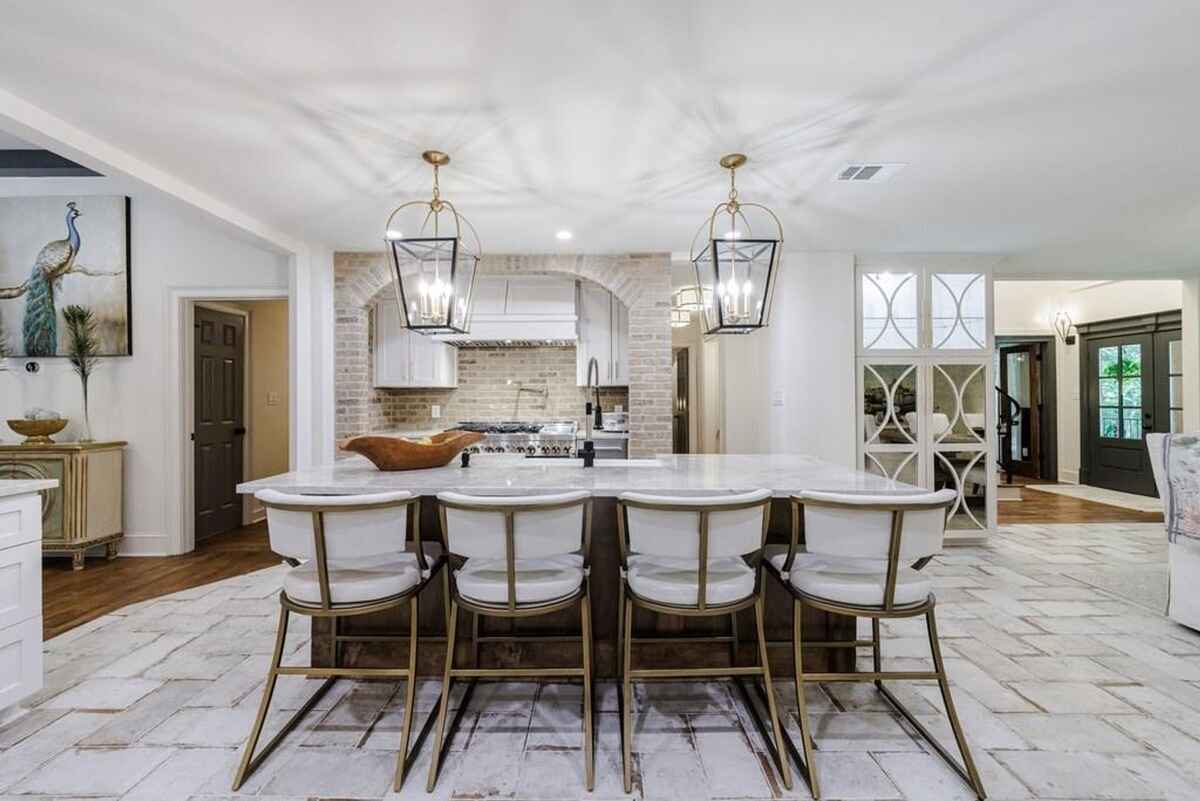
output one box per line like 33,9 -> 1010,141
998,485 -> 1163,525
42,522 -> 279,640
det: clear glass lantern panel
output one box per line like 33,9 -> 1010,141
934,451 -> 988,531
1171,376 -> 1183,408
931,273 -> 986,350
863,451 -> 918,485
862,363 -> 919,445
693,239 -> 776,333
390,238 -> 477,334
1170,339 -> 1183,373
931,363 -> 987,444
861,272 -> 918,350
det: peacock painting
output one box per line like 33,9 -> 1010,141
0,196 -> 130,356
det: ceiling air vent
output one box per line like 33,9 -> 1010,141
834,163 -> 907,182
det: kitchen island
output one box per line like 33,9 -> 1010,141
238,454 -> 919,677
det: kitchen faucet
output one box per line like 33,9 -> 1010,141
581,357 -> 603,466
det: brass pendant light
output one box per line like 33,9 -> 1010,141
383,150 -> 481,334
689,153 -> 783,334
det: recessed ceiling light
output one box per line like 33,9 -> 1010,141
556,230 -> 573,241
385,229 -> 403,240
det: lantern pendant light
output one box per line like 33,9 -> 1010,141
690,153 -> 783,334
383,150 -> 481,335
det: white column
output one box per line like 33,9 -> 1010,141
1183,277 -> 1200,433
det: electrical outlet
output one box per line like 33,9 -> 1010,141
772,389 -> 785,407
431,404 -> 442,419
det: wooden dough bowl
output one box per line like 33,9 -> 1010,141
339,430 -> 485,471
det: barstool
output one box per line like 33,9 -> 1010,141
767,489 -> 986,800
426,490 -> 595,792
232,489 -> 441,793
617,489 -> 792,793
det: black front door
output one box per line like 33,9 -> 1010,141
194,307 -> 245,539
1085,333 -> 1155,495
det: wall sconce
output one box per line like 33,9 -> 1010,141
1053,311 -> 1076,345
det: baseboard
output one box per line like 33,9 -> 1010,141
116,531 -> 172,557
1058,469 -> 1080,485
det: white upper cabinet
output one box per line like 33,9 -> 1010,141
374,299 -> 458,388
576,282 -> 629,386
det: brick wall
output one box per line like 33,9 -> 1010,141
335,252 -> 672,456
370,345 -> 628,429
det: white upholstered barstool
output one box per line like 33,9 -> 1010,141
617,489 -> 792,793
426,490 -> 595,792
767,489 -> 985,800
233,489 -> 441,793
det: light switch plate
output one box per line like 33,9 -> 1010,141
772,389 -> 785,407
266,391 -> 280,406
431,404 -> 442,419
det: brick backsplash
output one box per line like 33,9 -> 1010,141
334,251 -> 671,457
371,345 -> 628,430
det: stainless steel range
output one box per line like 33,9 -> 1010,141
454,421 -> 578,457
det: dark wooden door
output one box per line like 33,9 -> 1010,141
672,347 -> 690,453
998,343 -> 1043,479
1085,333 -> 1155,495
1154,331 -> 1184,436
194,307 -> 245,539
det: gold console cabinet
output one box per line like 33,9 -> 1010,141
0,442 -> 126,569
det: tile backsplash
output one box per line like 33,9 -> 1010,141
369,344 -> 628,432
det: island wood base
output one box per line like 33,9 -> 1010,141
311,497 -> 857,677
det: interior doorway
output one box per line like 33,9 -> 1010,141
672,347 -> 690,453
190,299 -> 290,543
996,337 -> 1057,483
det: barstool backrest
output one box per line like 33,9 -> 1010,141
256,489 -> 417,561
798,489 -> 955,563
437,490 -> 592,560
618,489 -> 772,560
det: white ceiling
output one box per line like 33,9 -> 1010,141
1,1 -> 1199,276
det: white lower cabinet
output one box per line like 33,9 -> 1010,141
0,616 -> 42,712
0,491 -> 45,714
374,300 -> 458,388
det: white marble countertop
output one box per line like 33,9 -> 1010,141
0,479 -> 59,499
238,453 -> 915,498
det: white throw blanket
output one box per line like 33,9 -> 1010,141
1165,434 -> 1200,548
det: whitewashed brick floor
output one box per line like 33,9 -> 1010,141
3,522 -> 1200,800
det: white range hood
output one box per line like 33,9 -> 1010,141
436,275 -> 578,346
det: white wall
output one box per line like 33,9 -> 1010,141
0,179 -> 289,554
720,252 -> 857,466
994,279 -> 1183,483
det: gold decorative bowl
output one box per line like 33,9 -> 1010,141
7,418 -> 68,445
339,430 -> 485,471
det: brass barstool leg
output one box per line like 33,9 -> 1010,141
393,594 -> 420,791
791,598 -> 820,799
754,596 -> 792,790
621,596 -> 635,794
581,585 -> 595,791
233,605 -> 290,790
871,618 -> 883,689
472,612 -> 481,668
926,606 -> 986,800
426,598 -> 459,792
730,611 -> 740,666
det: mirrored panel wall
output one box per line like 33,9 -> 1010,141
856,262 -> 995,538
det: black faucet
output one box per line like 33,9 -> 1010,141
581,357 -> 602,467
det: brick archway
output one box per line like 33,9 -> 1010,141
334,252 -> 671,457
